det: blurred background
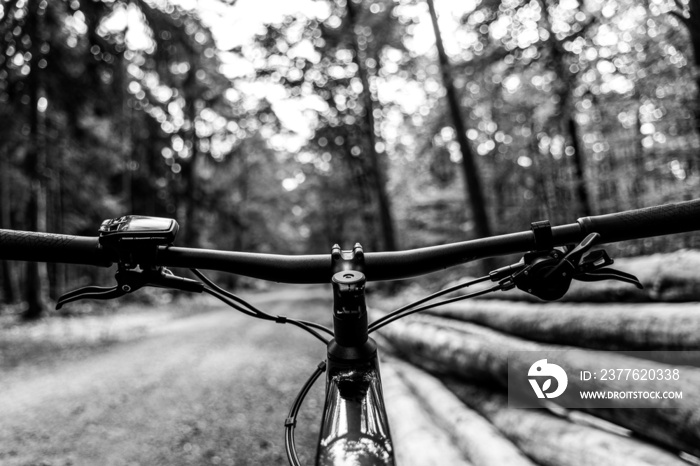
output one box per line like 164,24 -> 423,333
1,0 -> 699,318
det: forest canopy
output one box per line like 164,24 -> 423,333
1,0 -> 699,316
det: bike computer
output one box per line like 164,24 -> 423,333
98,216 -> 179,250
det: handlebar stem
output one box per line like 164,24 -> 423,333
330,243 -> 369,350
331,270 -> 369,349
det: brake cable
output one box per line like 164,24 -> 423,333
368,281 -> 506,334
285,361 -> 326,466
201,286 -> 331,345
367,275 -> 493,333
192,269 -> 333,345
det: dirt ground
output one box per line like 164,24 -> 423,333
0,286 -> 335,466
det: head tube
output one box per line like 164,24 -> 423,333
316,355 -> 394,466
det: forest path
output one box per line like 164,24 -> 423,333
2,285 -> 685,466
0,286 -> 333,466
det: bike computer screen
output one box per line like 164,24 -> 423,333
98,216 -> 179,249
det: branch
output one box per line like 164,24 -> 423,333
668,10 -> 692,28
673,0 -> 687,12
561,17 -> 597,42
0,0 -> 20,36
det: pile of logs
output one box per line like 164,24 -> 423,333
373,253 -> 700,465
381,358 -> 692,466
427,301 -> 700,351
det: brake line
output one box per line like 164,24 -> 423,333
368,275 -> 492,333
285,361 -> 326,466
192,269 -> 333,335
194,269 -> 333,345
368,281 -> 504,334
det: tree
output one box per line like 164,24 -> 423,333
536,0 -> 594,217
16,0 -> 50,319
426,0 -> 493,239
670,0 -> 700,142
346,0 -> 397,250
136,2 -> 232,246
247,0 -> 408,251
0,0 -> 233,314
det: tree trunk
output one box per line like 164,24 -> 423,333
181,67 -> 201,247
122,137 -> 134,214
381,362 -> 473,466
22,0 -> 49,320
388,359 -> 537,466
538,0 -> 593,218
356,165 -> 381,251
0,148 -> 19,304
696,74 -> 700,149
346,0 -> 397,251
182,147 -> 200,246
670,0 -> 700,152
444,381 -> 689,466
45,108 -> 66,301
376,312 -> 700,457
425,300 -> 700,351
632,102 -> 646,207
568,116 -> 592,216
345,139 -> 380,251
529,124 -> 555,222
426,0 -> 492,240
144,117 -> 162,216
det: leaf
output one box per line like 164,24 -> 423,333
542,379 -> 552,392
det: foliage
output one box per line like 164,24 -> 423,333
1,0 -> 700,311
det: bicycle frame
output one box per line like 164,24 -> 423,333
318,345 -> 393,466
314,245 -> 395,465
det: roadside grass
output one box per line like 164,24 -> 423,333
0,294 -> 224,372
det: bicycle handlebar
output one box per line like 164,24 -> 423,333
577,198 -> 700,243
153,225 -> 582,283
0,230 -> 111,267
1,198 -> 699,283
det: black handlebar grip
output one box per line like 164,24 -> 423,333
577,198 -> 700,244
0,230 -> 112,267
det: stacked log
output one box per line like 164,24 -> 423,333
385,358 -> 537,466
380,362 -> 473,466
558,250 -> 700,302
387,358 -> 689,466
371,251 -> 700,462
425,300 -> 700,351
374,312 -> 700,458
444,380 -> 690,466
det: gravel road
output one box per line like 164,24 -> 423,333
0,286 -> 335,466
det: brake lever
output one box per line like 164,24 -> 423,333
575,268 -> 644,289
56,267 -> 149,309
572,243 -> 643,288
543,232 -> 600,281
56,266 -> 203,310
577,249 -> 614,273
56,285 -> 125,309
503,231 -> 643,301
